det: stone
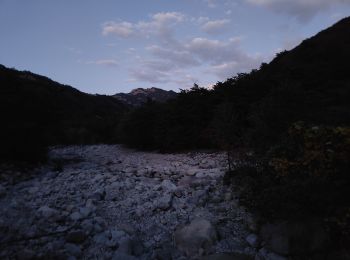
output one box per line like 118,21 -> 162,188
66,230 -> 87,244
174,218 -> 218,257
93,232 -> 109,246
79,207 -> 91,218
90,188 -> 106,201
117,237 -> 132,254
156,194 -> 173,210
255,247 -> 287,260
70,212 -> 83,221
80,219 -> 94,234
202,253 -> 253,260
187,168 -> 199,176
64,243 -> 82,257
37,206 -> 58,219
246,233 -> 259,248
28,186 -> 39,194
161,179 -> 177,192
112,252 -> 137,260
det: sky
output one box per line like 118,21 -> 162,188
1,0 -> 350,94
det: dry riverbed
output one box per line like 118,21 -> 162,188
0,145 -> 264,260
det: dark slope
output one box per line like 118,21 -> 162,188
0,65 -> 127,162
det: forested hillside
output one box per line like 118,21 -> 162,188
0,65 -> 127,162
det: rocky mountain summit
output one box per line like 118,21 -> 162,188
113,87 -> 177,106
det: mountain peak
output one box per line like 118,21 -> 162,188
113,87 -> 177,106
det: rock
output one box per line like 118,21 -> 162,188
93,232 -> 110,246
90,188 -> 106,201
202,253 -> 253,260
156,194 -> 173,210
196,172 -> 206,178
260,220 -> 329,256
79,207 -> 91,218
112,252 -> 137,260
255,247 -> 287,260
246,233 -> 259,248
70,212 -> 83,221
117,237 -> 132,254
80,219 -> 94,234
64,243 -> 82,257
37,206 -> 58,219
188,189 -> 208,206
174,218 -> 218,257
178,176 -> 196,187
187,168 -> 199,176
173,188 -> 184,198
28,186 -> 39,194
161,179 -> 177,192
66,230 -> 87,244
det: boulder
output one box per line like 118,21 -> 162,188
174,218 -> 217,257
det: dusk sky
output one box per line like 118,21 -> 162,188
1,0 -> 349,94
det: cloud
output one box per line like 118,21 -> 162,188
102,12 -> 185,39
201,19 -> 230,34
246,0 -> 349,22
129,35 -> 264,85
102,21 -> 134,37
129,68 -> 170,83
103,12 -> 265,86
205,0 -> 218,8
87,59 -> 118,67
146,45 -> 199,67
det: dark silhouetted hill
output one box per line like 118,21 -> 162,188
0,65 -> 127,162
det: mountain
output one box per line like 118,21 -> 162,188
113,87 -> 177,106
118,17 -> 350,150
0,65 -> 127,162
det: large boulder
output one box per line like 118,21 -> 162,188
174,218 -> 217,257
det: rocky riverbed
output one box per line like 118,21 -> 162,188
0,145 -> 269,260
